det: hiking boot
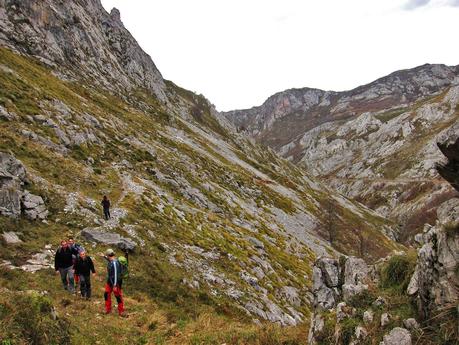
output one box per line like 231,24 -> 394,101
119,312 -> 128,318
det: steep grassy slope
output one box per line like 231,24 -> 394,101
0,47 -> 401,344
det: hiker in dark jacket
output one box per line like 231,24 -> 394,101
54,240 -> 75,293
103,248 -> 125,316
67,237 -> 84,293
101,195 -> 111,220
74,250 -> 96,299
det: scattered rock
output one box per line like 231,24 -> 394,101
403,318 -> 420,331
2,231 -> 22,244
380,327 -> 412,345
336,302 -> 348,322
363,309 -> 374,324
277,286 -> 301,307
240,271 -> 259,288
355,325 -> 367,340
373,296 -> 387,307
247,236 -> 265,250
0,105 -> 17,121
381,312 -> 391,327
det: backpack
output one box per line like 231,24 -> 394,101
74,243 -> 85,254
118,256 -> 129,280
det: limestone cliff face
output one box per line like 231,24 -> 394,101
437,123 -> 459,192
0,0 -> 167,100
406,130 -> 459,320
223,64 -> 459,150
223,66 -> 459,242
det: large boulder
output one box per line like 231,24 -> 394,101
342,256 -> 369,301
316,257 -> 340,287
0,153 -> 48,220
81,228 -> 137,252
312,257 -> 341,310
0,187 -> 22,217
308,256 -> 372,344
0,152 -> 27,182
0,152 -> 26,217
22,191 -> 49,220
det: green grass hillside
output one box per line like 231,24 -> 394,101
0,47 -> 401,344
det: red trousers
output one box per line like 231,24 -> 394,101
104,283 -> 124,314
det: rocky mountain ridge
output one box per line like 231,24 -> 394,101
0,0 -> 167,100
223,63 -> 459,150
223,64 -> 459,242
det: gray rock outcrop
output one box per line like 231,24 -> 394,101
0,152 -> 26,217
407,198 -> 459,320
311,256 -> 370,312
2,231 -> 22,244
0,152 -> 48,220
0,0 -> 167,101
312,257 -> 341,310
342,257 -> 369,301
437,122 -> 459,192
22,191 -> 48,220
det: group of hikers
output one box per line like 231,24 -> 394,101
53,196 -> 128,316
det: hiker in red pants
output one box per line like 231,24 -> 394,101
103,248 -> 126,317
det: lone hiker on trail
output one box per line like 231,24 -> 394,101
103,248 -> 125,316
101,195 -> 111,220
74,250 -> 96,300
54,240 -> 75,293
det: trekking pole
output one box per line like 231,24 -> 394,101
124,250 -> 129,279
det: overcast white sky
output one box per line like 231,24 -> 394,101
100,0 -> 459,111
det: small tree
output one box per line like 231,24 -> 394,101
324,199 -> 337,245
352,228 -> 365,258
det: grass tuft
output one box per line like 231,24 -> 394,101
380,254 -> 416,292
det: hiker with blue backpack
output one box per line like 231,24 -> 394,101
68,237 -> 85,294
103,248 -> 128,317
